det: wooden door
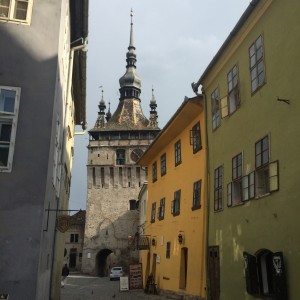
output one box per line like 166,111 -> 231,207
208,246 -> 220,300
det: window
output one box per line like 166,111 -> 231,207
166,242 -> 171,258
151,202 -> 156,223
116,149 -> 125,165
255,135 -> 269,169
160,153 -> 166,176
255,136 -> 279,197
232,153 -> 242,180
171,190 -> 181,216
211,88 -> 220,130
158,197 -> 165,220
243,250 -> 287,299
129,199 -> 136,210
249,35 -> 265,93
190,122 -> 202,153
152,161 -> 157,182
174,140 -> 181,166
241,172 -> 255,201
0,86 -> 20,172
70,234 -> 79,243
227,65 -> 240,114
192,180 -> 202,210
227,153 -> 244,207
0,0 -> 33,24
214,166 -> 223,211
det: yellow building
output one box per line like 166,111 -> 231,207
138,96 -> 206,299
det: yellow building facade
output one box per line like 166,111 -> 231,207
139,96 -> 207,299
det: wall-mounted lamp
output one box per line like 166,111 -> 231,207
178,231 -> 184,245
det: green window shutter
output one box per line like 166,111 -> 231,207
271,252 -> 288,300
243,252 -> 260,296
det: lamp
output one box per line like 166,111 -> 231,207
178,231 -> 184,245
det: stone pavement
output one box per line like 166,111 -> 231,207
60,274 -> 174,300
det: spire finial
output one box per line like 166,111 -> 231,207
129,9 -> 134,48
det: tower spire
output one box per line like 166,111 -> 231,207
94,89 -> 106,128
119,9 -> 141,101
149,86 -> 158,128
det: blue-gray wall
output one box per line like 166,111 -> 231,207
0,1 -> 66,299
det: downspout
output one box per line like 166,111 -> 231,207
202,87 -> 211,300
193,84 -> 211,300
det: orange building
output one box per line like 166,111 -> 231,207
138,95 -> 207,299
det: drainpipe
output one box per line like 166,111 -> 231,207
203,87 -> 211,300
192,83 -> 211,299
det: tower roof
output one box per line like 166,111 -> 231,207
90,10 -> 160,134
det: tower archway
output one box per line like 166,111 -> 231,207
95,249 -> 113,277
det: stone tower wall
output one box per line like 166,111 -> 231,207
82,139 -> 150,275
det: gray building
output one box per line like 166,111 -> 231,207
82,12 -> 160,276
0,1 -> 88,299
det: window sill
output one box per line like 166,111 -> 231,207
255,192 -> 271,200
172,211 -> 180,217
228,202 -> 244,208
251,81 -> 266,96
158,216 -> 164,221
192,205 -> 201,211
193,146 -> 202,154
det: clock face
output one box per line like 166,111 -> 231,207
130,148 -> 144,162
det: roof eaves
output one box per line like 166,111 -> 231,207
192,0 -> 260,90
138,95 -> 203,165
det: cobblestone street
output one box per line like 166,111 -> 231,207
61,274 -> 172,300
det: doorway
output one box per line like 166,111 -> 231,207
69,248 -> 77,268
179,247 -> 188,289
208,246 -> 220,300
95,249 -> 113,276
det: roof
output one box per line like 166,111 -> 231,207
138,95 -> 204,165
69,210 -> 86,226
192,0 -> 260,91
70,0 -> 89,127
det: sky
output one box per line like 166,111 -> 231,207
69,0 -> 251,211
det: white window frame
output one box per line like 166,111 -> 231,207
0,86 -> 21,173
211,88 -> 220,130
53,114 -> 62,196
0,0 -> 33,25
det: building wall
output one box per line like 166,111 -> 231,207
65,224 -> 85,271
82,139 -> 149,275
141,106 -> 206,298
0,1 -> 74,299
203,0 -> 300,298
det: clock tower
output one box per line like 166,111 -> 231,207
82,11 -> 160,276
